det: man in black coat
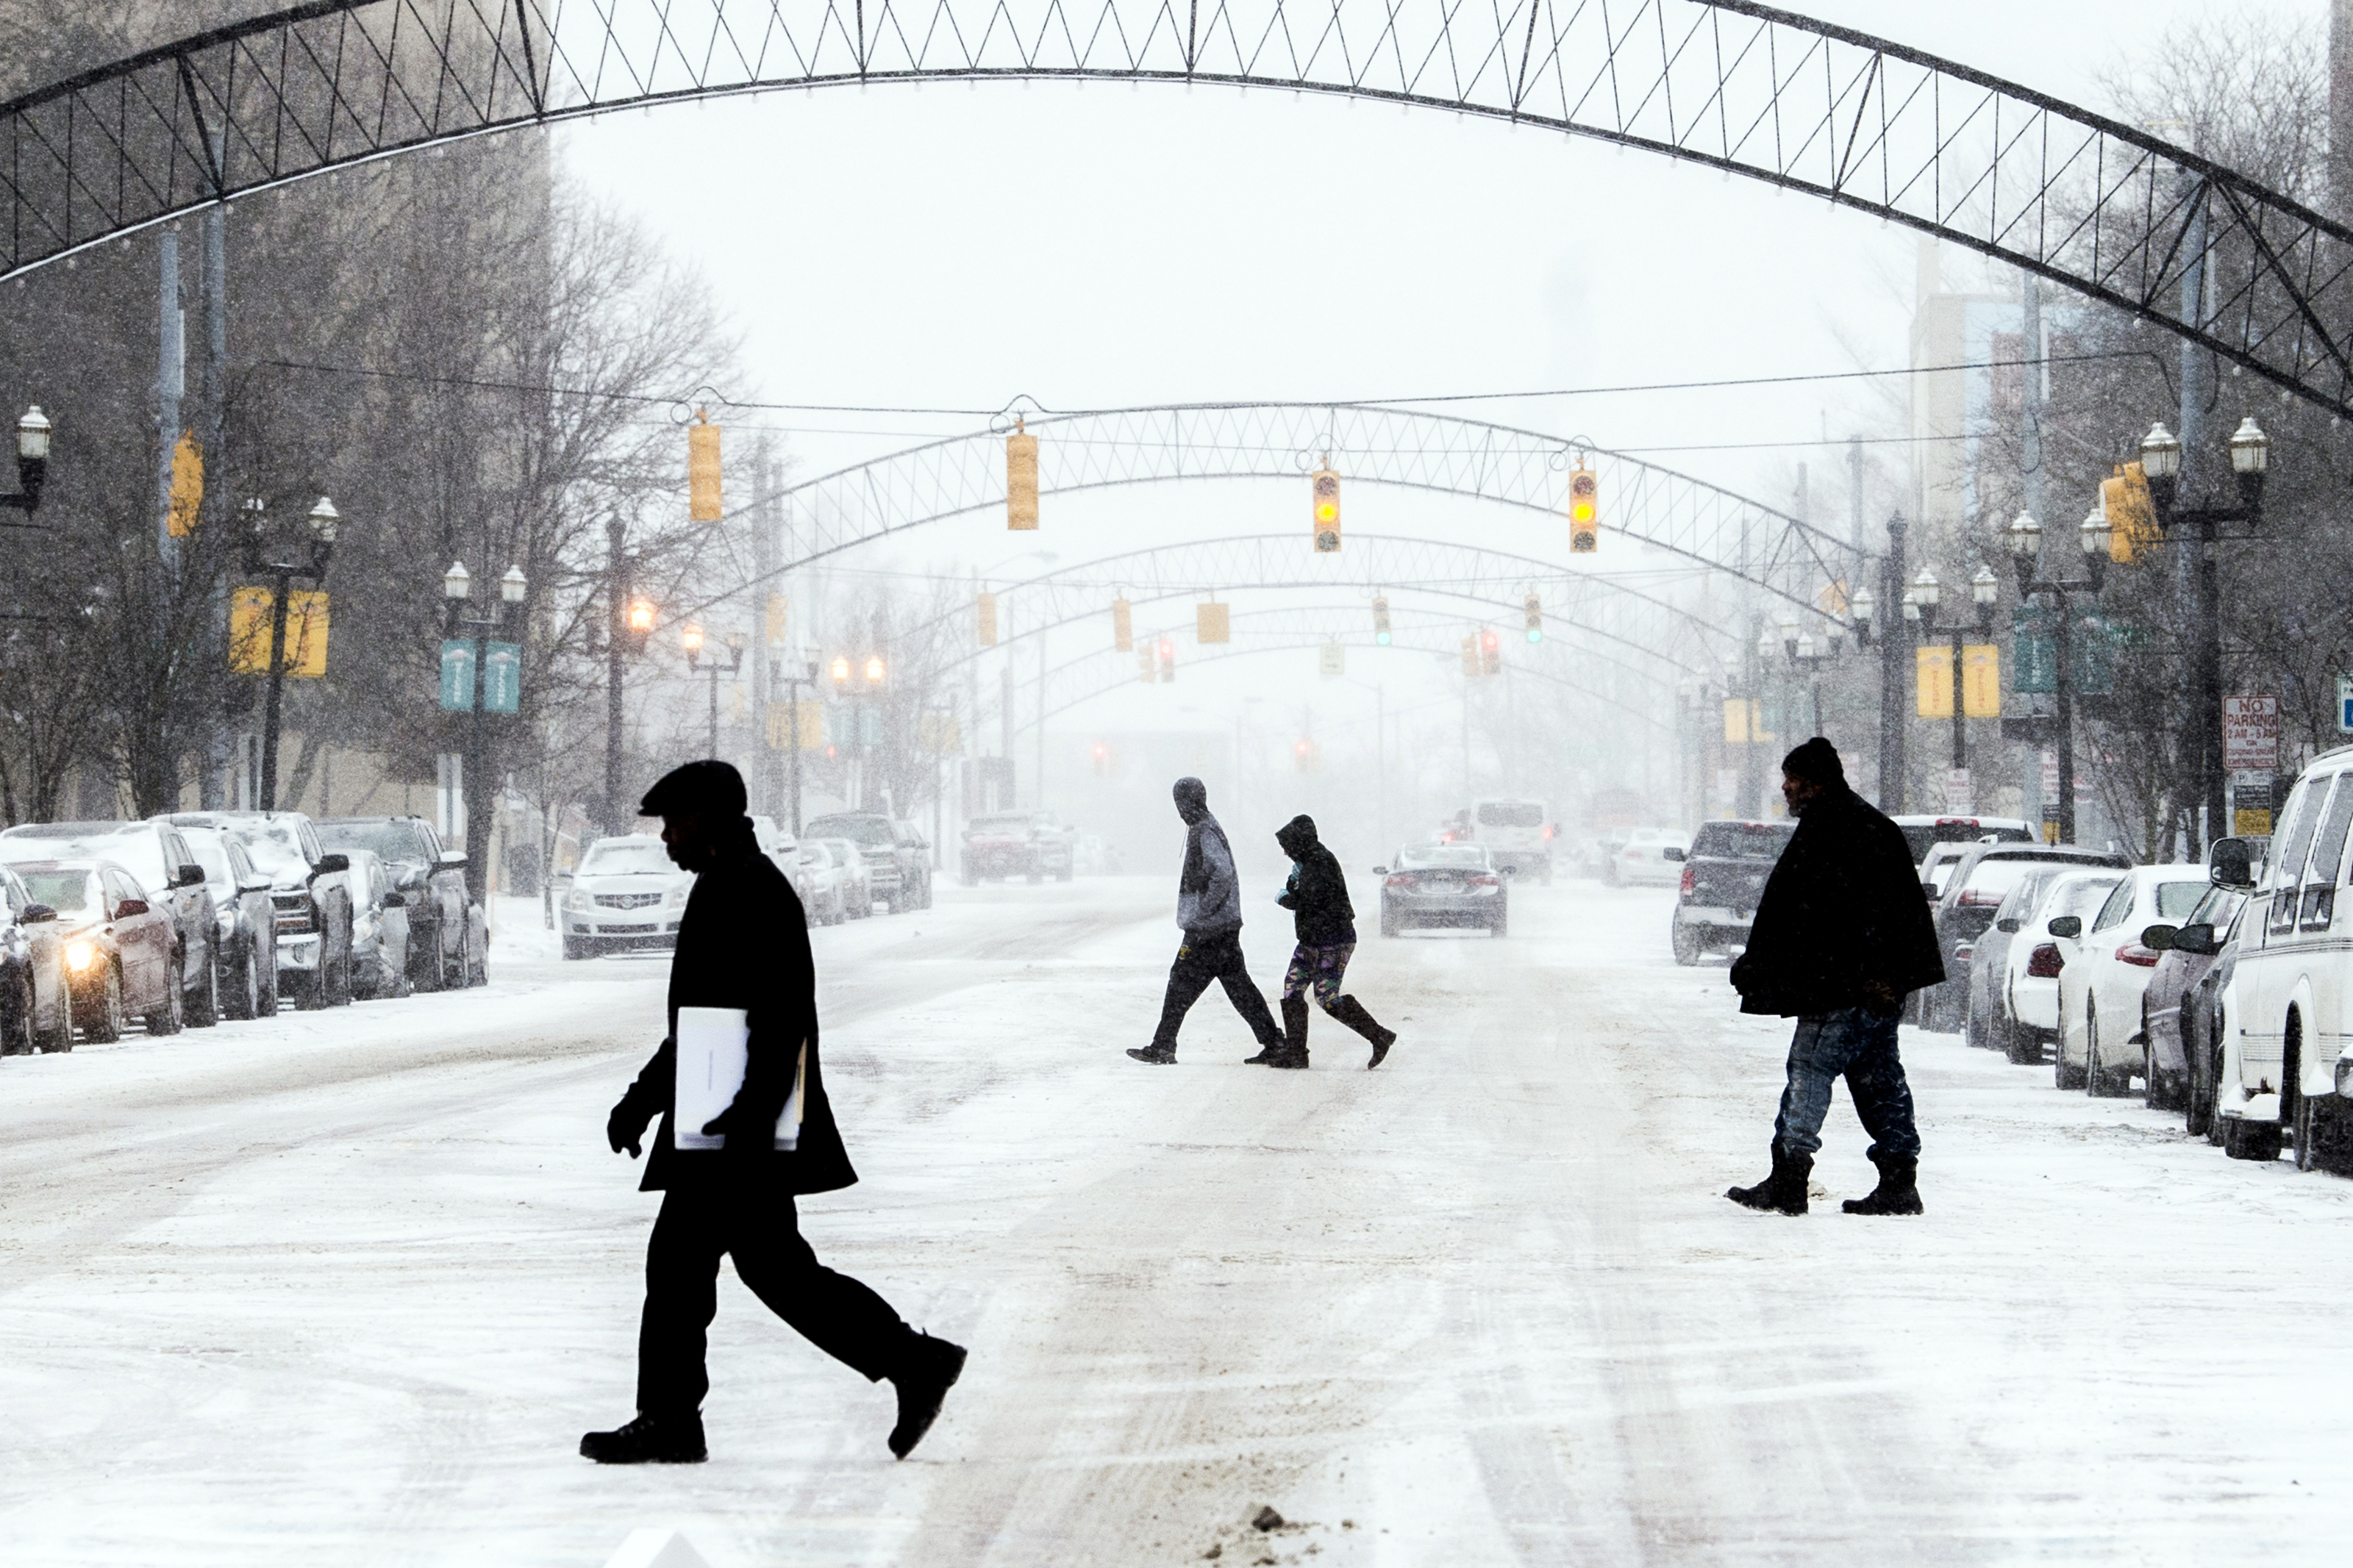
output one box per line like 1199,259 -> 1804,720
1128,777 -> 1285,1065
1264,814 -> 1398,1070
583,760 -> 965,1464
1726,738 -> 1943,1217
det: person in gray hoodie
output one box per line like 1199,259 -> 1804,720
1128,777 -> 1285,1065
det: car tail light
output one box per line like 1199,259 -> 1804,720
2118,943 -> 2160,968
1385,874 -> 1415,889
2027,942 -> 2063,978
1541,825 -> 1554,840
1957,887 -> 2005,906
1954,942 -> 1974,962
1469,873 -> 1499,887
1679,866 -> 1696,896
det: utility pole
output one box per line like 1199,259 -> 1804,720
1035,631 -> 1048,809
154,230 -> 183,582
199,170 -> 231,809
605,515 -> 626,836
2174,168 -> 2218,853
751,437 -> 776,817
1879,514 -> 1910,813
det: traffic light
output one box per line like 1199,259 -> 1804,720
1311,465 -> 1340,552
1372,595 -> 1391,645
976,591 -> 998,646
1112,595 -> 1132,652
1480,628 -> 1501,676
1524,593 -> 1543,643
1197,602 -> 1230,643
688,410 -> 721,522
1091,741 -> 1115,776
1294,738 -> 1321,773
1157,639 -> 1176,682
1006,418 -> 1039,530
1461,635 -> 1477,676
1568,463 -> 1597,552
1138,641 -> 1156,684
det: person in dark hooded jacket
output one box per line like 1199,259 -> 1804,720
1264,815 -> 1398,1070
1726,738 -> 1943,1217
584,760 -> 965,1465
1129,777 -> 1285,1065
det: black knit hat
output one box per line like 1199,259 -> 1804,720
1780,736 -> 1845,785
639,759 -> 748,818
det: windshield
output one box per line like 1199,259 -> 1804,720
226,821 -> 309,878
318,820 -> 426,864
0,829 -> 167,890
19,870 -> 99,914
1402,845 -> 1487,869
183,831 -> 237,888
1477,802 -> 1544,828
580,839 -> 674,876
967,816 -> 1032,835
807,815 -> 893,845
2156,881 -> 2208,920
1955,859 -> 2054,901
1691,823 -> 1792,860
2048,876 -> 2122,921
1901,820 -> 2034,861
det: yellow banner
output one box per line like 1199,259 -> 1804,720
764,593 -> 787,647
167,430 -> 203,537
229,587 -> 329,677
1916,645 -> 1953,717
1961,643 -> 2001,717
1722,698 -> 1768,744
976,592 -> 998,647
2102,462 -> 2157,562
917,712 -> 962,754
798,699 -> 825,751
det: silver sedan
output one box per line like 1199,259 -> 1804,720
1377,844 -> 1508,937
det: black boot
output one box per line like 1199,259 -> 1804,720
1726,1144 -> 1811,1215
1330,995 -> 1396,1069
1262,996 -> 1310,1069
1126,1044 -> 1176,1064
580,1410 -> 707,1464
888,1332 -> 968,1459
1841,1153 -> 1924,1216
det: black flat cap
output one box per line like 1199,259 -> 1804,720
639,759 -> 747,818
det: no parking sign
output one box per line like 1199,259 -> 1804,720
2340,674 -> 2353,734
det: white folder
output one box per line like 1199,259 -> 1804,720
672,1006 -> 804,1151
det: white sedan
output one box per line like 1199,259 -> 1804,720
818,837 -> 876,918
1997,870 -> 2123,1064
1608,828 -> 1690,889
560,834 -> 693,959
2057,865 -> 2211,1096
798,842 -> 848,926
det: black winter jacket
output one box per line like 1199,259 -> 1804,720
615,820 -> 857,1197
1729,784 -> 1944,1017
1274,815 -> 1357,945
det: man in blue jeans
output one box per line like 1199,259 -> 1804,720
1727,738 -> 1944,1216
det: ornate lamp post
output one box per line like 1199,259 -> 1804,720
1,407 -> 51,517
2004,506 -> 2109,842
246,496 -> 339,811
1887,560 -> 1998,814
441,557 -> 527,873
682,623 -> 747,758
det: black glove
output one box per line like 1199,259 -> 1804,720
699,1102 -> 768,1156
607,1098 -> 651,1159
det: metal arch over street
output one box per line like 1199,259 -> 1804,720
763,405 -> 1846,615
9,4 -> 2353,415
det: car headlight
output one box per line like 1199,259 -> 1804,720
665,887 -> 688,908
65,939 -> 98,973
564,889 -> 591,911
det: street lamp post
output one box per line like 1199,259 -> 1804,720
774,656 -> 823,834
1,407 -> 51,518
1779,612 -> 1846,739
2004,506 -> 2110,844
682,624 -> 747,759
442,559 -> 527,875
2138,417 -> 2270,853
246,496 -> 339,811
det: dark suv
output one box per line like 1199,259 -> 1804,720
318,816 -> 485,989
0,819 -> 224,1027
160,811 -> 354,1010
804,813 -> 932,912
1668,820 -> 1795,964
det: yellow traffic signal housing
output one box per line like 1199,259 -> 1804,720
1568,464 -> 1598,552
1138,642 -> 1157,684
1480,629 -> 1501,676
1197,601 -> 1230,643
1460,636 -> 1477,676
688,410 -> 722,522
1524,594 -> 1543,643
977,592 -> 998,647
1311,466 -> 1341,553
168,430 -> 202,537
1372,595 -> 1392,645
2102,462 -> 2156,562
1112,596 -> 1132,652
1006,419 -> 1039,530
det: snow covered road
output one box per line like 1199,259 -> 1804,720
7,877 -> 2353,1565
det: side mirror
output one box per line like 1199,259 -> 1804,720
19,903 -> 55,923
1922,882 -> 1940,901
2140,923 -> 2179,953
1663,846 -> 1686,862
176,863 -> 206,888
2172,922 -> 2218,956
2046,914 -> 2082,939
1996,917 -> 2020,934
314,853 -> 350,876
382,892 -> 406,912
114,898 -> 150,918
2207,836 -> 2257,891
1371,865 -> 1389,876
439,850 -> 468,868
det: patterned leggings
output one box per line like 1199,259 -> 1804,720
1282,942 -> 1356,1014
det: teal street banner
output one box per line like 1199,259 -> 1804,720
439,640 -> 476,712
2010,606 -> 2117,696
482,641 -> 522,715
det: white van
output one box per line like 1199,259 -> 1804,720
1443,799 -> 1554,883
2212,745 -> 2353,1167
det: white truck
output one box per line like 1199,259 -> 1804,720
1440,798 -> 1556,884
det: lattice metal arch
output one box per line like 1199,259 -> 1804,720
7,3 -> 2353,413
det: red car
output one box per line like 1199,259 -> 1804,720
9,859 -> 182,1041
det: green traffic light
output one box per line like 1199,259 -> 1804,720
1376,631 -> 1392,646
1526,628 -> 1542,644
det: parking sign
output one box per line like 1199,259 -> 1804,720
2339,674 -> 2353,733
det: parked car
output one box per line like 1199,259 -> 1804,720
0,864 -> 71,1053
1891,815 -> 2037,864
561,834 -> 693,959
1439,798 -> 1556,883
799,842 -> 849,926
0,820 -> 223,1028
179,825 -> 279,1021
159,811 -> 354,1010
317,816 -> 479,991
2056,864 -> 2210,1096
2210,747 -> 2353,1167
9,859 -> 180,1041
1998,870 -> 2126,1065
960,812 -> 1047,885
1377,843 -> 1507,937
1915,842 -> 1974,898
809,812 -> 935,906
818,837 -> 876,918
1668,819 -> 1793,965
1604,828 -> 1688,889
343,849 -> 413,1000
2140,884 -> 2247,1117
2183,896 -> 2252,1145
1921,845 -> 2129,1033
749,816 -> 818,911
1963,865 -> 2078,1051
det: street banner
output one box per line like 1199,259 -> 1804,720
439,640 -> 476,712
1961,644 -> 2001,717
1722,698 -> 1769,745
1915,645 -> 1952,717
482,640 -> 521,715
230,587 -> 329,677
167,430 -> 202,537
2224,695 -> 2279,773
